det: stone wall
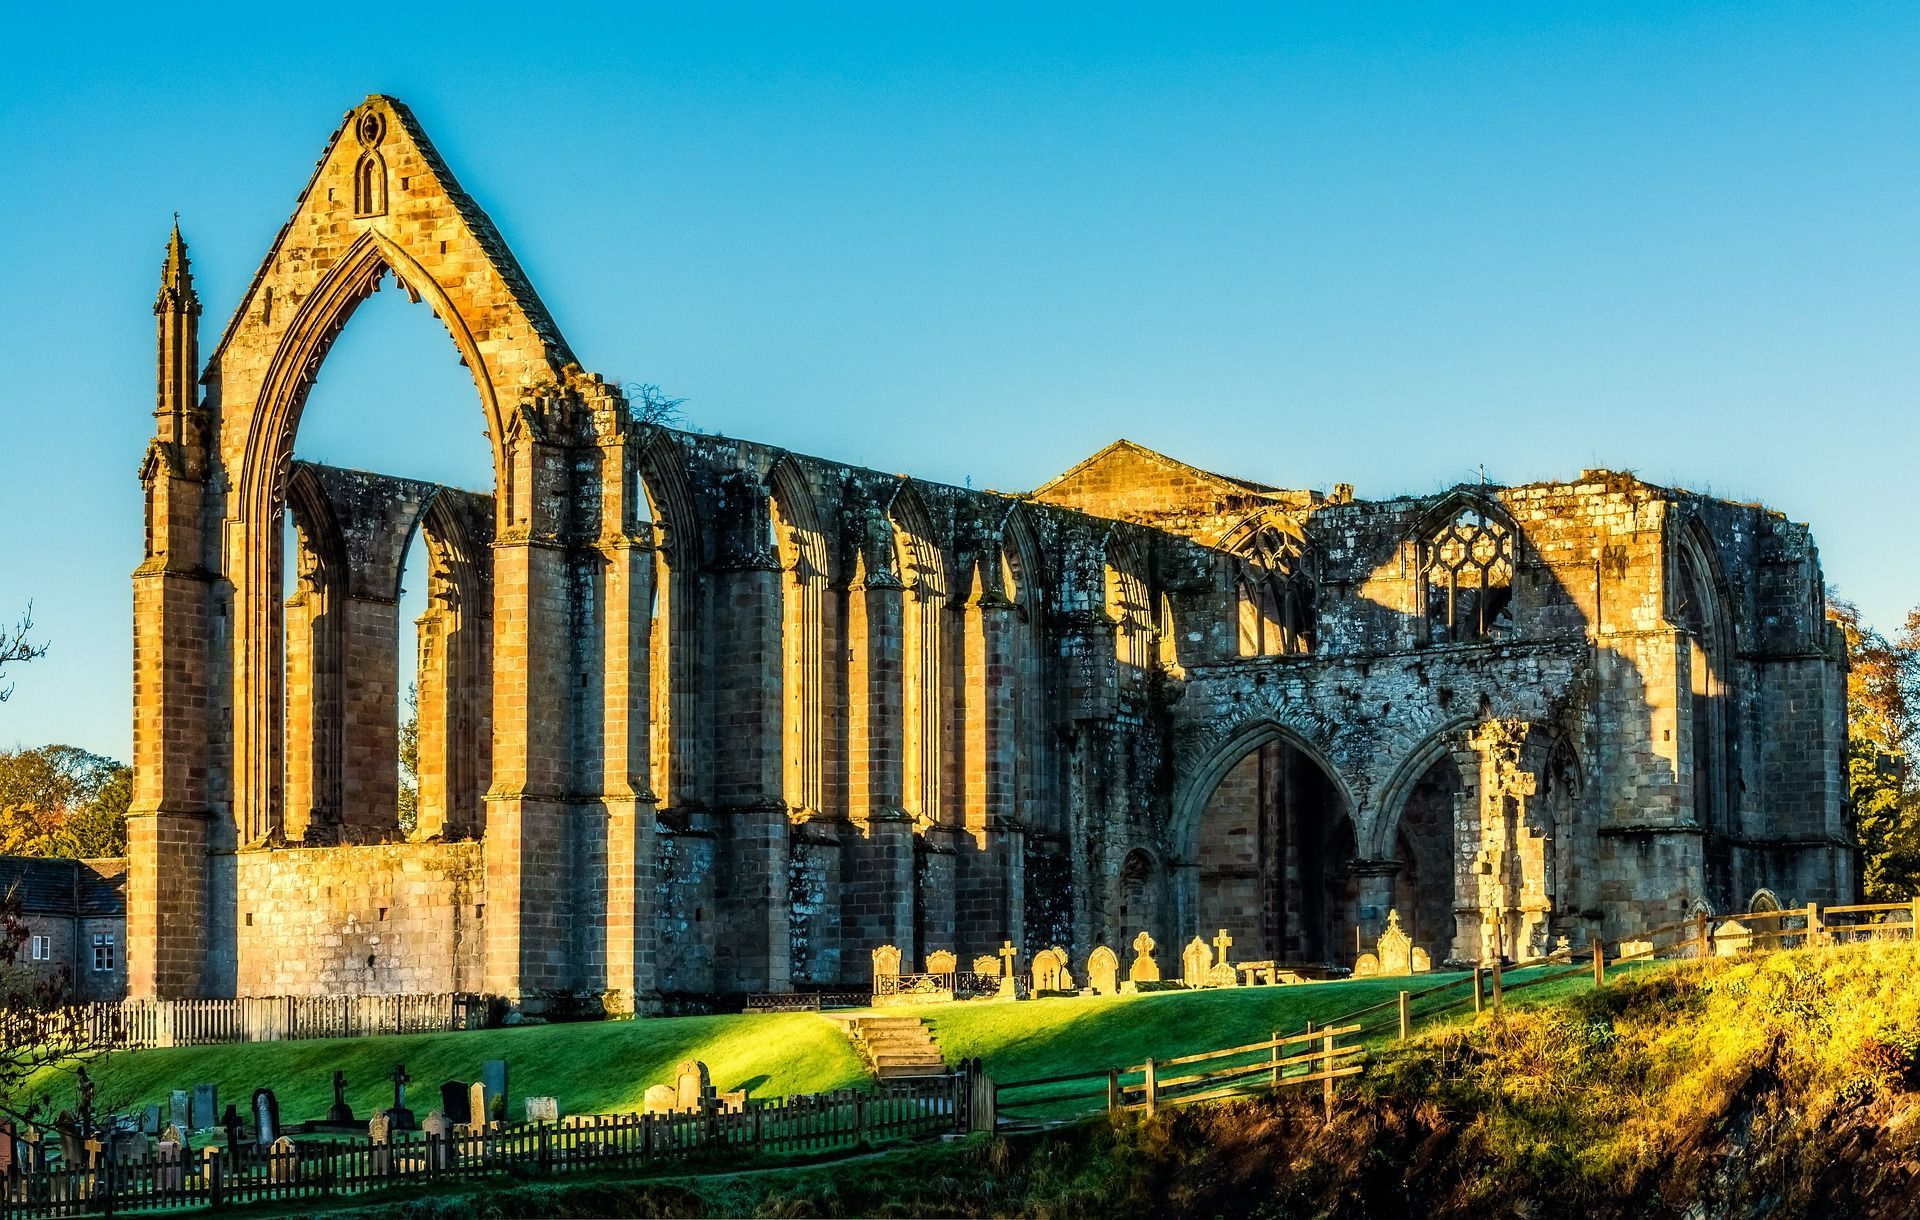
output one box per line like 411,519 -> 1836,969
230,841 -> 483,997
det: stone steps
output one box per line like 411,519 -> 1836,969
841,1016 -> 949,1080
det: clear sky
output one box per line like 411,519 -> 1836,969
2,2 -> 1917,761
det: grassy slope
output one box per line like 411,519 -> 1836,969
33,1013 -> 867,1123
291,942 -> 1920,1219
31,964 -> 1612,1124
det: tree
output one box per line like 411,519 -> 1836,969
397,683 -> 419,836
0,604 -> 47,703
1828,594 -> 1920,900
623,382 -> 688,429
0,748 -> 130,860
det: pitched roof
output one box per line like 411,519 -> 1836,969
0,858 -> 127,918
1031,439 -> 1281,500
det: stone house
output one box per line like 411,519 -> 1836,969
0,857 -> 127,1002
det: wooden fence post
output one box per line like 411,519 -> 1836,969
1593,940 -> 1605,988
1270,1031 -> 1281,1087
1490,954 -> 1504,1015
1695,911 -> 1710,961
1472,966 -> 1483,1014
1398,992 -> 1410,1042
1143,1058 -> 1158,1117
1912,898 -> 1920,957
1108,1067 -> 1121,1113
1807,903 -> 1823,949
1321,1031 -> 1336,1123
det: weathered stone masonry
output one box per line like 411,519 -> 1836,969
128,96 -> 1854,1007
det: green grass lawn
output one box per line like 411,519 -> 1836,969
30,1012 -> 867,1125
30,961 -> 1662,1127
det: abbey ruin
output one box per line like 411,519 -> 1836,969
128,96 -> 1855,1009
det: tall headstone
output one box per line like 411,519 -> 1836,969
440,1080 -> 471,1126
481,1060 -> 509,1124
468,1083 -> 488,1131
1128,931 -> 1161,984
142,1105 -> 161,1136
327,1070 -> 354,1124
1181,937 -> 1212,988
385,1063 -> 416,1131
168,1090 -> 190,1133
1031,947 -> 1072,992
1086,946 -> 1119,996
191,1084 -> 218,1131
674,1060 -> 712,1112
871,944 -> 902,992
251,1089 -> 280,1150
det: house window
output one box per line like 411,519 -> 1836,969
29,935 -> 49,962
92,933 -> 114,973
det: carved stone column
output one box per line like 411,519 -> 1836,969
1464,719 -> 1552,963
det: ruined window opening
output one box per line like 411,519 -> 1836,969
1228,521 -> 1316,656
353,152 -> 387,218
1105,556 -> 1152,670
1422,506 -> 1514,645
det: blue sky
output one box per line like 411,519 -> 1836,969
2,2 -> 1917,759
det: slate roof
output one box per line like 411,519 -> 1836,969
0,857 -> 126,919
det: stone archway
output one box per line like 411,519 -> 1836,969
1183,726 -> 1358,965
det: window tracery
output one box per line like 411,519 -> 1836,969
1423,504 -> 1514,644
1228,518 -> 1316,656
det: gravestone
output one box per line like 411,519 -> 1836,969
421,1110 -> 453,1169
674,1059 -> 712,1112
221,1105 -> 243,1160
642,1084 -> 678,1116
55,1116 -> 82,1169
971,954 -> 1000,978
1031,947 -> 1072,992
327,1070 -> 354,1124
0,1121 -> 13,1177
1714,919 -> 1753,956
268,1135 -> 298,1183
1181,937 -> 1212,987
468,1083 -> 488,1131
191,1084 -> 218,1131
17,1128 -> 42,1175
251,1089 -> 280,1150
525,1096 -> 559,1124
1086,946 -> 1119,996
367,1113 -> 391,1175
385,1063 -> 416,1131
998,941 -> 1019,998
1355,911 -> 1433,977
871,944 -> 902,991
142,1105 -> 161,1135
481,1060 -> 509,1123
925,949 -> 956,975
109,1130 -> 147,1166
159,1123 -> 188,1150
168,1090 -> 190,1133
440,1080 -> 471,1126
154,1138 -> 183,1192
1128,931 -> 1161,985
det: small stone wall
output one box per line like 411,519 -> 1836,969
232,841 -> 483,997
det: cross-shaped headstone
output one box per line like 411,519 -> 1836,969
391,1064 -> 410,1112
1133,930 -> 1155,955
999,941 -> 1018,973
333,1071 -> 347,1109
1212,929 -> 1233,961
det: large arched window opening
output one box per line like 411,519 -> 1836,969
1000,512 -> 1055,834
1104,535 -> 1153,673
890,490 -> 946,829
1222,513 -> 1316,656
277,279 -> 494,844
770,463 -> 827,819
1674,528 -> 1739,893
1421,500 -> 1515,645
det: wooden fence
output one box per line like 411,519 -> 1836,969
1312,896 -> 1920,1048
50,993 -> 486,1051
0,1072 -> 979,1217
993,1024 -> 1365,1127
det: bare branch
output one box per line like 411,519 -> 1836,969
0,604 -> 48,703
622,382 -> 689,430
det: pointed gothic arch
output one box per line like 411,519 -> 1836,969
769,456 -> 828,817
886,482 -> 947,829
